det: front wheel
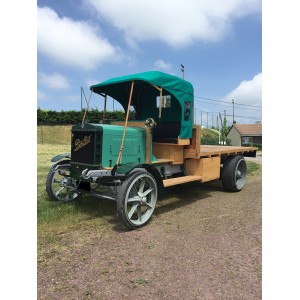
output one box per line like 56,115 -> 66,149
46,161 -> 82,202
117,170 -> 158,229
222,155 -> 247,192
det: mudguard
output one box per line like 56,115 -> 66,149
115,162 -> 164,198
51,153 -> 71,162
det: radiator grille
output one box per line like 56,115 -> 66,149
71,130 -> 101,165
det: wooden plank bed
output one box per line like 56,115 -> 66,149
199,145 -> 257,157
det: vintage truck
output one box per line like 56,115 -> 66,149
46,71 -> 257,229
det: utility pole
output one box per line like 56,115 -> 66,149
232,99 -> 235,124
212,114 -> 214,129
80,87 -> 82,110
194,108 -> 196,125
207,112 -> 208,128
201,110 -> 202,125
181,64 -> 185,79
224,110 -> 226,127
217,116 -> 220,144
219,113 -> 225,144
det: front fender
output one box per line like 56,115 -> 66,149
115,162 -> 144,175
51,153 -> 71,162
115,162 -> 164,199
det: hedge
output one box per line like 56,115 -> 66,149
37,109 -> 134,125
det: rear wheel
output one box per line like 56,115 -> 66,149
222,155 -> 247,192
117,170 -> 158,229
46,161 -> 82,201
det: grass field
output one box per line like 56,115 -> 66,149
37,143 -> 260,232
37,144 -> 119,234
37,125 -> 73,145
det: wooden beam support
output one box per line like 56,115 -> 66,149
178,138 -> 190,145
145,129 -> 151,164
163,175 -> 202,187
103,94 -> 107,123
152,84 -> 163,119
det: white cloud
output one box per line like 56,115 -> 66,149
86,0 -> 261,47
37,89 -> 47,101
39,72 -> 70,90
224,73 -> 262,106
154,59 -> 172,72
37,6 -> 121,69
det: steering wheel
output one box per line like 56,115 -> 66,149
144,118 -> 157,129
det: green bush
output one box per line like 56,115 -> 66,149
37,108 -> 135,125
252,143 -> 262,150
201,136 -> 219,145
201,136 -> 231,146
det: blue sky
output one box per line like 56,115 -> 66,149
37,0 -> 262,126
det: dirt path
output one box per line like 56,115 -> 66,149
38,168 -> 261,300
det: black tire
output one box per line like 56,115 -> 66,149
117,170 -> 158,230
46,160 -> 82,201
222,155 -> 247,192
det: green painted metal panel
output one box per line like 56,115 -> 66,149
100,125 -> 146,167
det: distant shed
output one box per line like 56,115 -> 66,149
227,124 -> 262,147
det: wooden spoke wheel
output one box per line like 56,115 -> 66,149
117,170 -> 158,229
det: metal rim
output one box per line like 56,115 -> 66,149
51,164 -> 81,201
124,173 -> 157,226
235,158 -> 247,190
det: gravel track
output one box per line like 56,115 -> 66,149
38,167 -> 261,300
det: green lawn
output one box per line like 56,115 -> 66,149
246,160 -> 260,174
38,143 -> 260,232
37,144 -> 117,234
37,125 -> 73,145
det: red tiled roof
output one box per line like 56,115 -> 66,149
232,124 -> 262,136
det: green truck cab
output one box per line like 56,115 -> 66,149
46,71 -> 257,229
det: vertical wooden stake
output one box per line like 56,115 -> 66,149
103,94 -> 107,123
159,89 -> 163,119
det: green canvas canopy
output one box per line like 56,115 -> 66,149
90,71 -> 194,139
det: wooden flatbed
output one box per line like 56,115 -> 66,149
153,142 -> 257,162
199,145 -> 257,157
152,141 -> 258,187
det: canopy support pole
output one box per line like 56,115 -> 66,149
103,94 -> 107,123
116,81 -> 135,165
81,90 -> 93,127
152,85 -> 163,123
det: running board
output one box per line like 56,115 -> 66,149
163,175 -> 202,187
